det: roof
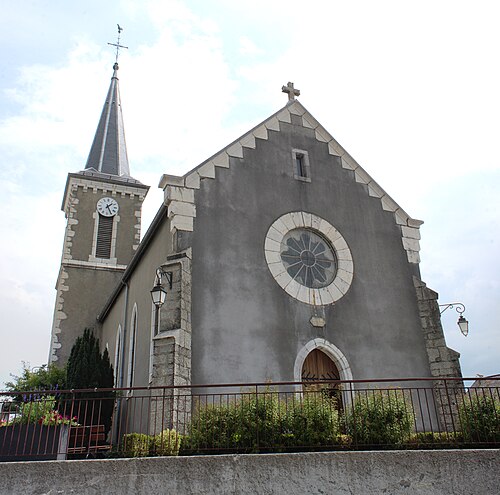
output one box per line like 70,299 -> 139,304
160,99 -> 424,264
84,62 -> 131,177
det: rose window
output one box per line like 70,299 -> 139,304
280,229 -> 337,288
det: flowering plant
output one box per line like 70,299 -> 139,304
0,419 -> 8,428
38,411 -> 79,426
8,396 -> 79,426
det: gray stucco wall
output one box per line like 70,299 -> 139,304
100,210 -> 175,390
1,450 -> 498,495
70,187 -> 144,265
191,116 -> 430,384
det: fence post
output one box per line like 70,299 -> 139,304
255,384 -> 259,452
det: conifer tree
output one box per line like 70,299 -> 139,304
66,329 -> 114,432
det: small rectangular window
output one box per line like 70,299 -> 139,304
296,154 -> 305,177
292,149 -> 311,182
95,214 -> 113,258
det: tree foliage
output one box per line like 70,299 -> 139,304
4,363 -> 67,400
66,328 -> 114,390
65,328 -> 114,432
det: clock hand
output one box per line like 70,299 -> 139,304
106,204 -> 112,212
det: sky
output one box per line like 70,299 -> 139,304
1,0 -> 498,387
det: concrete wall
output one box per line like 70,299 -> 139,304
191,114 -> 430,385
1,450 -> 498,494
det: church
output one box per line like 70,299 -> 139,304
48,62 -> 462,395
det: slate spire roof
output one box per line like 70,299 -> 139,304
84,62 -> 130,177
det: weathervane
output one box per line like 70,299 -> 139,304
108,24 -> 128,64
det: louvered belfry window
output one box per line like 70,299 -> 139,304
95,214 -> 113,258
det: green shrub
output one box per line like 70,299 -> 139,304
283,393 -> 340,448
183,402 -> 233,453
121,430 -> 181,457
184,390 -> 341,454
184,394 -> 280,453
459,396 -> 500,443
345,390 -> 414,446
232,392 -> 284,451
152,429 -> 181,456
406,431 -> 462,448
122,433 -> 152,457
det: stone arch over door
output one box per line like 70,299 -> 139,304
294,338 -> 354,405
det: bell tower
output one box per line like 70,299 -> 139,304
49,61 -> 149,364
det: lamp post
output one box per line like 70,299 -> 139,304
439,302 -> 469,336
150,268 -> 172,309
150,267 -> 173,336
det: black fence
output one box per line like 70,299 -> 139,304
1,377 -> 499,460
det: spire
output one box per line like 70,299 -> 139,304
84,62 -> 130,177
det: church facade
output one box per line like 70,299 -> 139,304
49,69 -> 462,395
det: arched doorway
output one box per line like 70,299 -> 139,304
301,349 -> 343,408
294,338 -> 353,406
302,349 -> 341,381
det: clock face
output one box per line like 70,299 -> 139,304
97,197 -> 119,217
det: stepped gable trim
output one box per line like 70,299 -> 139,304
159,100 -> 423,264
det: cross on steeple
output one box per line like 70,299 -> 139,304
108,24 -> 128,64
282,81 -> 300,101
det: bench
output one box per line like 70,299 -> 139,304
67,425 -> 111,457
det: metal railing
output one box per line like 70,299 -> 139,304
1,377 -> 499,461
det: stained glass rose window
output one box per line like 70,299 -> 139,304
264,212 -> 353,305
280,229 -> 337,288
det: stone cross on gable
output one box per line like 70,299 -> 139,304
282,81 -> 300,101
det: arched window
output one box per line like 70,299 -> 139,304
114,325 -> 122,387
127,305 -> 138,389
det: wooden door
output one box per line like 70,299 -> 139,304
301,349 -> 342,407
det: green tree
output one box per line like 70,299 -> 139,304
66,329 -> 115,432
4,363 -> 67,401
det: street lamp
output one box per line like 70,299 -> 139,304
439,302 -> 469,337
150,268 -> 172,308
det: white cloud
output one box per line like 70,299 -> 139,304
1,0 -> 500,386
239,36 -> 262,56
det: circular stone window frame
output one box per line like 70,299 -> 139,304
264,212 -> 354,305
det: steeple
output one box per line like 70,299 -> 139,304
85,62 -> 130,177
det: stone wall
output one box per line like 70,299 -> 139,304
1,450 -> 498,495
414,277 -> 464,431
148,252 -> 192,434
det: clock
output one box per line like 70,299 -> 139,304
97,197 -> 119,217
